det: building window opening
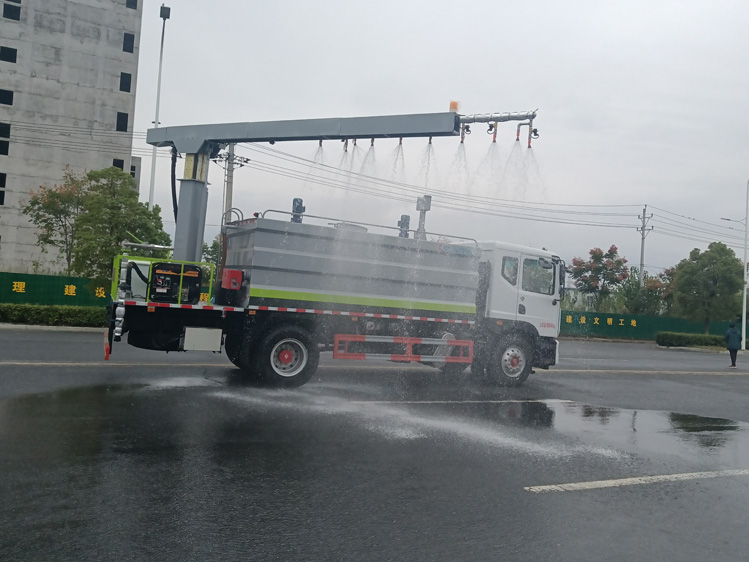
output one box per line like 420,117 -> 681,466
0,89 -> 14,105
0,122 -> 8,156
113,159 -> 125,170
123,32 -> 134,53
0,46 -> 17,63
116,112 -> 128,132
126,0 -> 137,8
119,72 -> 132,92
3,4 -> 21,21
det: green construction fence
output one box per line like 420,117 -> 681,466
0,272 -> 741,339
559,311 -> 739,340
0,272 -> 110,307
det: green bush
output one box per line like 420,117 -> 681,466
0,304 -> 108,327
655,331 -> 725,348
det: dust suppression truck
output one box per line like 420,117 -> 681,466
107,203 -> 563,388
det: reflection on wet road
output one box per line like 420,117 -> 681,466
2,371 -> 749,561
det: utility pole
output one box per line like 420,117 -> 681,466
224,143 -> 235,216
637,205 -> 653,285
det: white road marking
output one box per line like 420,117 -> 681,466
525,469 -> 749,493
350,399 -> 573,405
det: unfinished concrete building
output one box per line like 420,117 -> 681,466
0,0 -> 143,272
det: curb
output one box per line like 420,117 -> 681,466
655,345 -> 747,355
0,323 -> 104,333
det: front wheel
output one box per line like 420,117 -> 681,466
486,337 -> 533,386
254,326 -> 319,388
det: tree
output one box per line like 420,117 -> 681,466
617,267 -> 667,316
202,234 -> 222,271
657,267 -> 677,316
21,166 -> 87,273
72,167 -> 171,279
570,245 -> 629,309
670,242 -> 742,333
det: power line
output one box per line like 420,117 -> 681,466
243,160 -> 639,229
242,143 -> 642,213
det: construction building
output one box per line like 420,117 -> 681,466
0,0 -> 143,272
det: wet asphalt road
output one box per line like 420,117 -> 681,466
2,329 -> 749,561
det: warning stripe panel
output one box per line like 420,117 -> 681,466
333,334 -> 474,364
119,300 -> 475,325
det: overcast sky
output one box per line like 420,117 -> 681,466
132,0 -> 749,273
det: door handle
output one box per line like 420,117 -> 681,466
518,304 -> 526,315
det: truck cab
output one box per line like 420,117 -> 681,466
479,241 -> 563,338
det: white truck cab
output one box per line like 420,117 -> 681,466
479,240 -> 563,338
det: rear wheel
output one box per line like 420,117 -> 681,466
254,326 -> 319,388
486,336 -> 532,386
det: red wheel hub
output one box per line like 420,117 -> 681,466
278,349 -> 294,364
510,356 -> 519,368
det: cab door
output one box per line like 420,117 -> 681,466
517,255 -> 559,337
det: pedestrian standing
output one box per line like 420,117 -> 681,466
724,322 -> 741,368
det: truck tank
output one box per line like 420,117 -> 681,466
223,218 -> 480,319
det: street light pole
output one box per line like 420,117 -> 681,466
743,179 -> 749,350
147,4 -> 171,211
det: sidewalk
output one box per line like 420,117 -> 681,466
0,323 -> 103,333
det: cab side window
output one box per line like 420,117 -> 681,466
522,258 -> 555,295
501,256 -> 518,285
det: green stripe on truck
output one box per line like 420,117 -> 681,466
249,287 -> 477,314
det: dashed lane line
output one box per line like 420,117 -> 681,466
525,469 -> 749,493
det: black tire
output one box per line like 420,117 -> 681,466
486,336 -> 533,386
253,326 -> 319,388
